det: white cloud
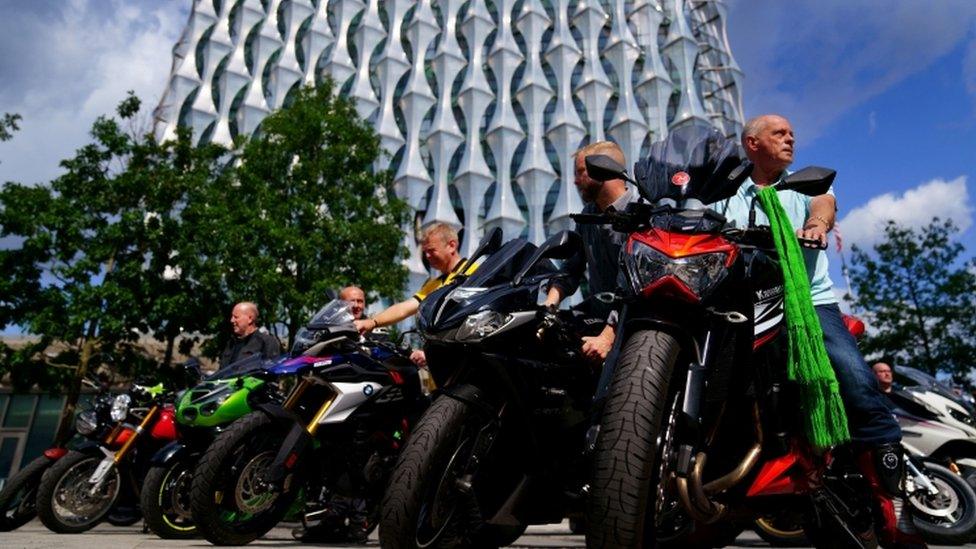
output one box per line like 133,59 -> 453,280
0,1 -> 186,185
727,0 -> 976,142
838,176 -> 973,250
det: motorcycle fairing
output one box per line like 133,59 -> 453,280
628,227 -> 738,263
745,449 -> 815,497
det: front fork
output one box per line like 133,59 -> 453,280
89,404 -> 160,494
267,376 -> 337,487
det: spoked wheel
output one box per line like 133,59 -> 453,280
0,454 -> 55,531
380,394 -> 523,549
141,458 -> 197,538
36,451 -> 121,533
909,461 -> 976,545
190,412 -> 299,545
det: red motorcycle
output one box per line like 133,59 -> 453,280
578,127 -> 877,548
36,383 -> 180,533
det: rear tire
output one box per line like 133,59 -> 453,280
910,461 -> 976,544
380,394 -> 516,549
190,412 -> 298,545
0,454 -> 55,531
36,450 -> 121,533
586,329 -> 681,548
141,458 -> 197,539
754,514 -> 810,546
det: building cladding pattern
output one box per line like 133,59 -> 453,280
154,0 -> 744,286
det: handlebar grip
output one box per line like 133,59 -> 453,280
797,236 -> 828,250
570,213 -> 606,224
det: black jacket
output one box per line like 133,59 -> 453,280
220,330 -> 281,366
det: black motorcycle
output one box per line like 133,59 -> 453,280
379,229 -> 604,548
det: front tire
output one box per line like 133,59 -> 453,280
0,454 -> 55,531
586,329 -> 680,549
380,394 -> 520,549
141,457 -> 197,539
910,461 -> 976,544
190,411 -> 298,545
36,450 -> 121,533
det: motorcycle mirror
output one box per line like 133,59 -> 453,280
511,230 -> 582,287
775,166 -> 836,196
584,154 -> 635,184
468,227 -> 503,263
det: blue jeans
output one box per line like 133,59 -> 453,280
816,303 -> 902,445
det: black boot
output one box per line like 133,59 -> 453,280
874,442 -> 906,497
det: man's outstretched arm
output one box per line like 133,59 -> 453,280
354,298 -> 420,334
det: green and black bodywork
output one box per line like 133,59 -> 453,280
141,358 -> 284,539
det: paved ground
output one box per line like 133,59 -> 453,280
2,520 -> 974,548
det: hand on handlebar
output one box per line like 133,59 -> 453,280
796,224 -> 828,250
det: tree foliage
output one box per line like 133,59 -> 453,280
0,82 -> 409,393
849,218 -> 976,382
0,112 -> 21,142
0,93 -> 229,389
205,81 -> 409,345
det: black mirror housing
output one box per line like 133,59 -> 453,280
511,230 -> 582,286
584,154 -> 629,183
777,166 -> 836,196
468,227 -> 503,263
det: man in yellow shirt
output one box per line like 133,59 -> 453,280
354,222 -> 476,365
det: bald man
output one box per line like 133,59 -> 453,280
339,286 -> 366,320
220,301 -> 281,366
544,140 -> 638,363
711,114 -> 921,548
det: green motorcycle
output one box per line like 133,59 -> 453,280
140,356 -> 283,539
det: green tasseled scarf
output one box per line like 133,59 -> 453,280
756,187 -> 851,450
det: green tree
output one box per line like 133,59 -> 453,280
0,112 -> 20,142
0,94 -> 228,439
848,218 -> 976,381
204,81 -> 409,346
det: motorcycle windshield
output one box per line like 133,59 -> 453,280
307,299 -> 355,326
632,125 -> 749,205
207,354 -> 271,380
457,238 -> 543,289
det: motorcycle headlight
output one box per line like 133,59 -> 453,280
629,241 -> 729,300
949,407 -> 976,428
110,394 -> 132,422
455,310 -> 512,342
75,410 -> 98,435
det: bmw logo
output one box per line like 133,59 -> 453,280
363,385 -> 374,396
882,452 -> 899,470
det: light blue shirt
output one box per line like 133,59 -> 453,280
711,177 -> 837,306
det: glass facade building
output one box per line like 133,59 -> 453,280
154,0 -> 744,290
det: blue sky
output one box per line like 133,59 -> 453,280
0,0 -> 974,309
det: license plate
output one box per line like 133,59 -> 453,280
89,457 -> 114,485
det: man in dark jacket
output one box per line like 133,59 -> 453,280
544,140 -> 638,362
219,302 -> 280,365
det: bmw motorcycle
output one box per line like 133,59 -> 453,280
578,126 -> 879,548
379,228 -> 605,548
189,300 -> 429,545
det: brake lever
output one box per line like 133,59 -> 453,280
797,236 -> 828,250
